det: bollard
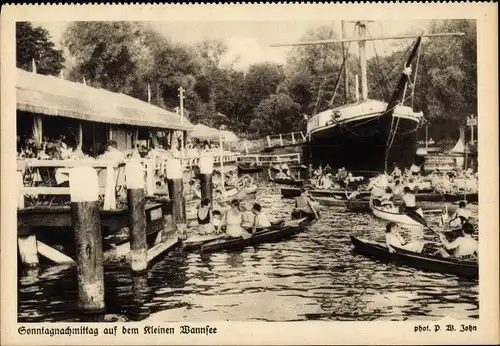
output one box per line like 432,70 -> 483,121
198,155 -> 214,202
18,228 -> 39,268
126,161 -> 148,273
166,158 -> 187,239
70,166 -> 105,314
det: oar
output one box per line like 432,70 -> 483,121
307,198 -> 320,220
405,211 -> 442,237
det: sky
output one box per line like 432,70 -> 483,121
34,20 -> 433,71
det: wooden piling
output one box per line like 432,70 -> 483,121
166,158 -> 186,239
18,228 -> 39,268
70,166 -> 105,313
198,155 -> 213,202
126,161 -> 148,273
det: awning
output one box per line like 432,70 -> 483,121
188,124 -> 221,141
220,130 -> 239,142
188,124 -> 239,142
16,68 -> 193,131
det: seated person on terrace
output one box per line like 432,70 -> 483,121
99,140 -> 126,161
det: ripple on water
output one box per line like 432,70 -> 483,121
18,178 -> 479,322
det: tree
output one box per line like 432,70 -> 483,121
284,25 -> 357,114
62,22 -> 201,110
250,93 -> 301,136
16,22 -> 64,76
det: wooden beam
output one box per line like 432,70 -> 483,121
270,32 -> 465,47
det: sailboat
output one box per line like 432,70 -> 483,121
271,21 -> 464,173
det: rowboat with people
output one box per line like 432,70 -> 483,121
200,217 -> 311,253
269,177 -> 304,186
182,219 -> 288,251
237,162 -> 263,173
281,187 -> 371,199
350,236 -> 478,278
369,197 -> 424,227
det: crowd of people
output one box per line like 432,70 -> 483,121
311,166 -> 364,189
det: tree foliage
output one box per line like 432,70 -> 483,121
16,22 -> 64,76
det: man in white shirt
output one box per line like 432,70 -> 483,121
449,201 -> 471,228
435,222 -> 478,259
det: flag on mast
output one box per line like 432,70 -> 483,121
83,77 -> 87,85
147,84 -> 151,103
31,58 -> 37,73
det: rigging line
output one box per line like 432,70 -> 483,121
386,93 -> 414,151
313,29 -> 335,115
411,41 -> 422,109
367,27 -> 392,100
328,41 -> 352,107
384,40 -> 417,149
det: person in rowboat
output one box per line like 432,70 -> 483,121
378,187 -> 395,209
392,179 -> 404,197
292,188 -> 318,219
385,222 -> 425,254
251,203 -> 272,232
216,199 -> 250,239
401,186 -> 417,213
197,198 -> 215,234
449,201 -> 471,228
434,222 -> 478,259
240,203 -> 255,228
391,165 -> 402,179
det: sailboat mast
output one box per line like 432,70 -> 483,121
341,20 -> 349,103
357,22 -> 368,101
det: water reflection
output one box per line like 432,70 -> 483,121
18,179 -> 479,322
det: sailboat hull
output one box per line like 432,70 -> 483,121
304,112 -> 420,173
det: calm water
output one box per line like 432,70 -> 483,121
18,179 -> 479,322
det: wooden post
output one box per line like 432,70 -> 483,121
103,164 -> 116,210
145,160 -> 154,196
17,170 -> 25,209
199,155 -> 213,202
279,133 -> 284,147
70,166 -> 105,314
267,136 -> 271,148
126,161 -> 147,273
166,158 -> 186,239
78,122 -> 83,149
18,228 -> 39,268
291,132 -> 296,145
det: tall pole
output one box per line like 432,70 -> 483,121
219,127 -> 225,192
342,20 -> 349,103
425,124 -> 429,149
178,87 -> 185,166
358,22 -> 368,101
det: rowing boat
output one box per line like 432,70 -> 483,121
369,198 -> 423,227
280,187 -> 452,202
182,220 -> 286,251
237,163 -> 263,173
444,192 -> 478,203
200,218 -> 310,253
269,178 -> 304,186
350,236 -> 478,278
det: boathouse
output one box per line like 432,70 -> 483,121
16,68 -> 193,156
